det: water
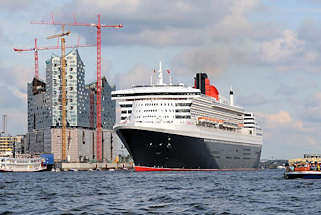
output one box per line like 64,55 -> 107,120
1,169 -> 321,215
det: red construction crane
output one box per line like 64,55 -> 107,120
14,38 -> 95,79
31,14 -> 123,162
14,38 -> 58,79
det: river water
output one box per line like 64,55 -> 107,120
1,169 -> 320,214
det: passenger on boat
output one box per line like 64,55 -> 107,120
310,163 -> 316,171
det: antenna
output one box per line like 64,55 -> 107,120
2,114 -> 7,134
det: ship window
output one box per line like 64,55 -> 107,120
175,103 -> 192,107
175,109 -> 190,113
175,115 -> 191,119
120,104 -> 132,108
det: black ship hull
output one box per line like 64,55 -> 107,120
116,127 -> 262,171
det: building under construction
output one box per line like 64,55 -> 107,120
25,49 -> 118,162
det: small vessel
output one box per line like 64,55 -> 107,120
284,156 -> 321,179
285,170 -> 321,179
0,155 -> 47,172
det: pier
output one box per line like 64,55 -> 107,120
55,162 -> 134,171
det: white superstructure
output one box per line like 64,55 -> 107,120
112,64 -> 263,142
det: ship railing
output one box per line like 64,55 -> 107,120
196,116 -> 242,130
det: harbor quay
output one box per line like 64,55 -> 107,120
56,162 -> 134,171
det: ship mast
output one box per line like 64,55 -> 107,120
158,61 -> 163,85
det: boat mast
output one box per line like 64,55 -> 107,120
158,61 -> 163,85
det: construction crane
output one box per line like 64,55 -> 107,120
14,38 -> 58,79
32,14 -> 123,162
47,25 -> 70,161
14,38 -> 95,79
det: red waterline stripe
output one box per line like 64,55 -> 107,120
135,166 -> 256,172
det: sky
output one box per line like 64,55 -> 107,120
1,0 -> 321,159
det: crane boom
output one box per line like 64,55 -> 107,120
14,37 -> 95,79
47,31 -> 71,39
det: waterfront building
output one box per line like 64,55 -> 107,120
0,135 -> 24,156
25,49 -> 118,162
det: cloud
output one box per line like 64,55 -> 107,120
172,46 -> 230,79
4,111 -> 27,135
262,129 -> 321,159
114,64 -> 151,89
0,0 -> 41,11
238,93 -> 268,107
267,111 -> 291,124
300,92 -> 321,124
0,84 -> 25,110
261,30 -> 305,64
63,0 -> 232,29
297,19 -> 321,46
275,83 -> 297,97
0,65 -> 32,89
258,110 -> 304,130
258,110 -> 321,159
49,0 -> 321,81
49,0 -> 263,47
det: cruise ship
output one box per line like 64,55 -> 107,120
112,63 -> 263,171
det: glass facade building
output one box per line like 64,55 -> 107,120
27,49 -> 115,132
